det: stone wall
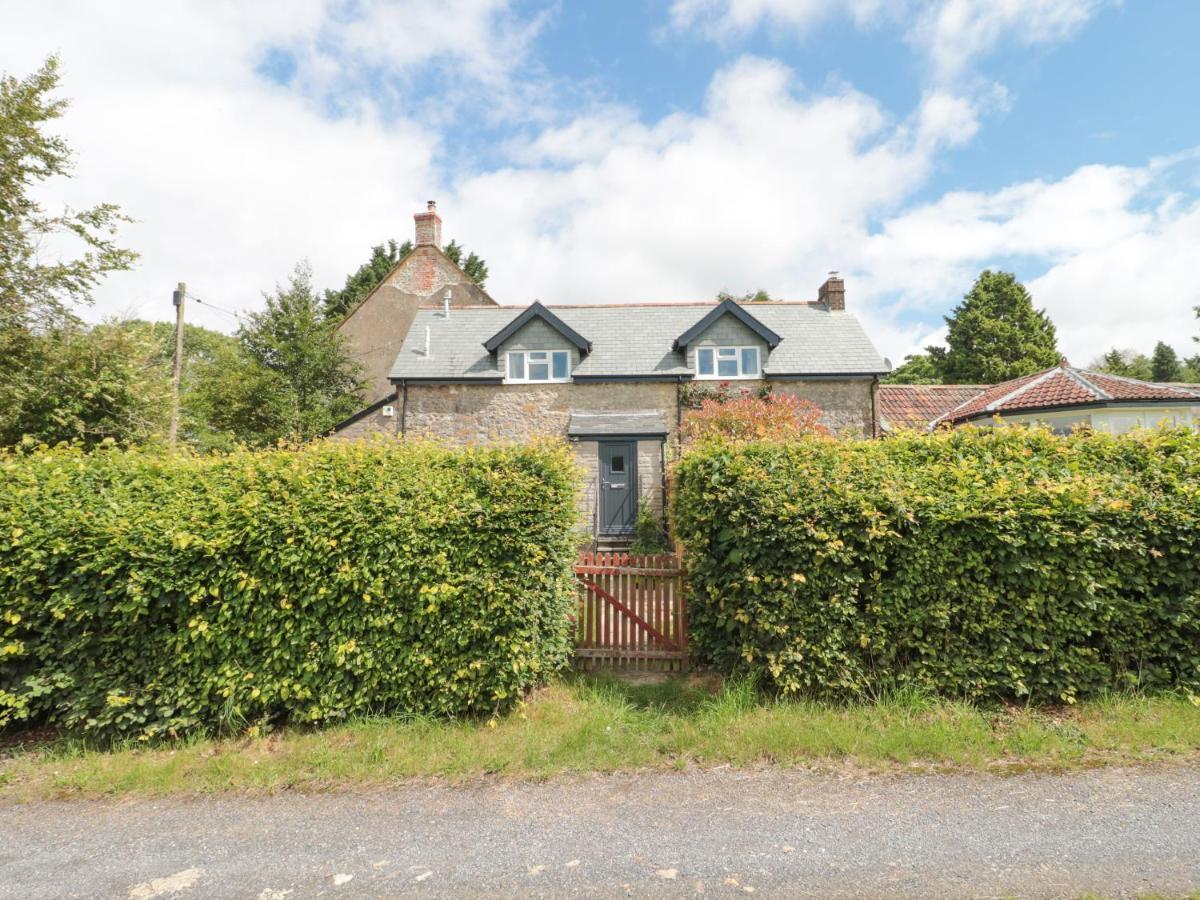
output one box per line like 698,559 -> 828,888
771,379 -> 876,437
403,381 -> 680,445
330,400 -> 399,441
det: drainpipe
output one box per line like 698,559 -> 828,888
660,438 -> 668,539
675,376 -> 684,454
400,380 -> 409,437
870,375 -> 879,439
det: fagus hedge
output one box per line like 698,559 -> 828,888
0,440 -> 579,740
673,427 -> 1200,703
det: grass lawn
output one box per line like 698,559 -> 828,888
2,675 -> 1198,800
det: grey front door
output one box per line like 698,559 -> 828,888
599,441 -> 637,535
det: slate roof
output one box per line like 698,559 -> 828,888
877,384 -> 988,432
389,302 -> 888,381
936,364 -> 1200,425
567,412 -> 669,438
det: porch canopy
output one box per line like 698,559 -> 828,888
567,411 -> 668,441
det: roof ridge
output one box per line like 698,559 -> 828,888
1062,366 -> 1110,401
984,368 -> 1062,412
1084,368 -> 1200,398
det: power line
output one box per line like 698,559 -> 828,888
185,292 -> 240,319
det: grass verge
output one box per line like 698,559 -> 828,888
2,675 -> 1198,800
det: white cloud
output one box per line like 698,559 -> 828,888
5,0 -> 1195,375
451,56 -> 975,311
0,0 -> 540,332
860,157 -> 1200,362
668,0 -> 1111,80
668,0 -> 886,39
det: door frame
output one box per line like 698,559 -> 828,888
598,440 -> 638,536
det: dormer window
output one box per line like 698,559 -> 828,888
695,346 -> 760,380
507,350 -> 570,383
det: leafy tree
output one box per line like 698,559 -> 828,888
323,237 -> 490,321
1183,354 -> 1200,383
883,352 -> 941,384
442,239 -> 489,289
933,270 -> 1060,384
0,321 -> 171,447
239,262 -> 364,441
1091,347 -> 1153,381
1,56 -> 135,330
321,239 -> 411,320
1150,341 -> 1183,382
0,56 -> 140,446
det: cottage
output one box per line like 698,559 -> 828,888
336,272 -> 888,541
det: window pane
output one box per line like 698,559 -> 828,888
741,347 -> 759,375
552,351 -> 569,379
529,351 -> 547,361
717,347 -> 736,358
508,353 -> 525,379
717,355 -> 738,377
611,455 -> 624,473
529,361 -> 550,381
697,348 -> 714,375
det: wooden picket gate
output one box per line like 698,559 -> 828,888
573,551 -> 688,671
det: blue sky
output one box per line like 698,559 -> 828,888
4,0 -> 1199,365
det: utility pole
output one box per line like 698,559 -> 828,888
170,282 -> 186,450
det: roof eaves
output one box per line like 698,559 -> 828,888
481,301 -> 592,354
672,299 -> 783,351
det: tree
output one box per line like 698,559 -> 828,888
442,239 -> 489,288
321,239 -> 411,320
0,321 -> 171,447
1,56 -> 135,330
1091,347 -> 1153,381
239,262 -> 364,441
1183,354 -> 1200,383
1,56 -> 140,446
883,352 -> 941,384
323,237 -> 490,321
1150,341 -> 1182,383
933,270 -> 1060,383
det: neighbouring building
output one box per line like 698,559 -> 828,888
335,270 -> 889,541
335,201 -> 497,401
880,363 -> 1200,435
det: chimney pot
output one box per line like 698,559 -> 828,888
414,199 -> 442,247
818,274 -> 845,311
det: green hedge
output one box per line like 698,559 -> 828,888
1,440 -> 579,739
673,427 -> 1200,703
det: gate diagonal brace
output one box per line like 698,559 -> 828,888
576,575 -> 679,650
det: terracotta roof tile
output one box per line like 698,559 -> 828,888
877,385 -> 988,431
938,365 -> 1200,425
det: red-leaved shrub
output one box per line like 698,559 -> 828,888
682,387 -> 829,443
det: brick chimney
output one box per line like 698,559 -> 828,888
414,200 -> 442,247
818,273 -> 845,311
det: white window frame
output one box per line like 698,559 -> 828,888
694,345 -> 761,380
505,349 -> 571,383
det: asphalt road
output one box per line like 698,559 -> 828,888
2,766 -> 1199,898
